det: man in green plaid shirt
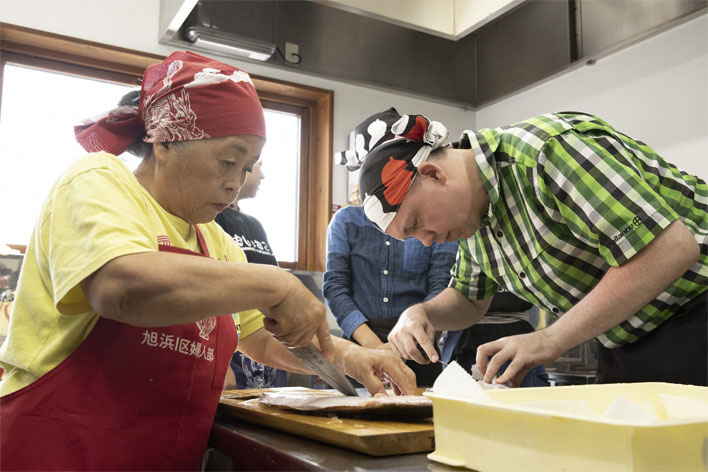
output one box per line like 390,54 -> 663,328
358,112 -> 707,386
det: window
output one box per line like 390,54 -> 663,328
241,107 -> 301,262
0,64 -> 138,246
0,64 -> 302,263
0,23 -> 332,270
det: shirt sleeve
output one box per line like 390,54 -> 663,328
425,240 -> 458,301
322,210 -> 368,339
46,165 -> 157,315
237,308 -> 265,342
451,238 -> 500,300
536,129 -> 679,267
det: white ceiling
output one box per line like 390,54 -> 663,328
317,0 -> 526,40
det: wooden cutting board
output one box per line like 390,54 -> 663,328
218,388 -> 435,456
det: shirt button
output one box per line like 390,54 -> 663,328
519,271 -> 526,279
385,241 -> 391,246
552,307 -> 559,314
383,269 -> 389,275
496,230 -> 503,238
383,297 -> 389,303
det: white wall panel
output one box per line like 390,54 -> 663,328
476,14 -> 708,178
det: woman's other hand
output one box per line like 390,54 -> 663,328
336,341 -> 417,396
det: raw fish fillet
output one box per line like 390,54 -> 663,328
259,390 -> 433,419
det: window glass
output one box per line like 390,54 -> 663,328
240,110 -> 300,262
0,64 -> 137,245
0,64 -> 300,261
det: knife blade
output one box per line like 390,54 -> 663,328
288,344 -> 359,396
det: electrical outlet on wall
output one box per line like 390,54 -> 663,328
284,42 -> 300,63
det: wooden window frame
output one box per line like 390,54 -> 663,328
0,23 -> 333,271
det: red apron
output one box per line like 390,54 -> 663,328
0,228 -> 238,470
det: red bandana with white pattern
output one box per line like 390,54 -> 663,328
74,51 -> 265,155
359,114 -> 449,232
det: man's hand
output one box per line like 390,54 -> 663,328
476,329 -> 564,386
262,274 -> 334,360
387,304 -> 438,364
336,342 -> 417,396
387,289 -> 491,364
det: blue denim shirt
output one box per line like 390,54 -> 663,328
323,205 -> 458,339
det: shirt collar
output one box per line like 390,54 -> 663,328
459,128 -> 501,221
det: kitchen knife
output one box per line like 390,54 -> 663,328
288,344 -> 359,396
417,343 -> 447,367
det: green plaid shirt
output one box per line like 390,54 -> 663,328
452,112 -> 708,348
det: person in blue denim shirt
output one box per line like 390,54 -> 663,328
323,204 -> 458,387
327,107 -> 458,387
322,107 -> 457,386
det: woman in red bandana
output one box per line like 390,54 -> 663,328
0,51 -> 416,471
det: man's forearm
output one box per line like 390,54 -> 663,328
546,220 -> 700,352
424,287 -> 491,330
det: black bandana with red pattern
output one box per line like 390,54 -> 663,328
359,114 -> 449,232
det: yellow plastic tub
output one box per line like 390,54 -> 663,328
425,382 -> 708,471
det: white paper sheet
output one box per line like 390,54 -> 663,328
431,361 -> 490,400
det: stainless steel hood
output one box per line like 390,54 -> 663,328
159,0 -> 707,108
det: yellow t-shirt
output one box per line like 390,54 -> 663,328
0,152 -> 264,396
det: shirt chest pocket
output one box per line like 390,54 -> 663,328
402,239 -> 432,274
495,229 -> 560,286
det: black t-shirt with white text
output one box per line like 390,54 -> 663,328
215,207 -> 277,266
214,206 -> 287,389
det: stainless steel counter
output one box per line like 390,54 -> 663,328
205,414 -> 463,472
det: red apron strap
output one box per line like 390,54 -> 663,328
195,225 -> 210,258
